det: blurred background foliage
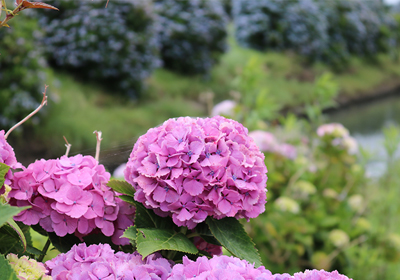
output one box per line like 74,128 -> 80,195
2,0 -> 400,278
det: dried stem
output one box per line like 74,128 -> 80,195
93,130 -> 103,162
5,85 -> 48,139
106,0 -> 110,8
63,136 -> 71,157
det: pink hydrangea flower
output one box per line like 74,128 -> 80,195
317,123 -> 358,155
211,100 -> 237,117
45,243 -> 174,280
292,269 -> 353,280
249,130 -> 297,160
0,130 -> 23,194
8,154 -> 135,245
167,255 -> 275,280
125,116 -> 268,229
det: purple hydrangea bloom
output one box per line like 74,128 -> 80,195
45,243 -> 174,280
167,255 -> 275,280
292,269 -> 353,280
0,130 -> 23,194
125,116 -> 268,229
8,154 -> 135,245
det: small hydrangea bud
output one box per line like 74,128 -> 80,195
274,196 -> 300,214
6,253 -> 51,280
328,229 -> 350,248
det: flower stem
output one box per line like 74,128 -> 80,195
5,85 -> 48,139
37,237 -> 51,263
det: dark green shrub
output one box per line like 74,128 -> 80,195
38,0 -> 160,98
0,15 -> 47,130
154,0 -> 228,75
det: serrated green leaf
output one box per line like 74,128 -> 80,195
47,232 -> 81,253
0,162 -> 10,187
195,222 -> 221,246
206,217 -> 262,267
0,223 -> 29,255
134,201 -> 175,229
107,179 -> 135,197
0,204 -> 30,228
25,244 -> 43,255
136,228 -> 198,259
6,219 -> 27,252
118,194 -> 136,205
122,225 -> 137,248
0,254 -> 19,280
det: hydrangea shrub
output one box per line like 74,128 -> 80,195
154,0 -> 228,75
0,130 -> 23,194
38,0 -> 160,98
124,116 -> 268,229
0,15 -> 47,130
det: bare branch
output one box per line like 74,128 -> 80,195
93,130 -> 103,162
63,136 -> 71,157
5,85 -> 48,139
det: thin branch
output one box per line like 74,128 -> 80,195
0,0 -> 26,28
93,130 -> 103,162
5,85 -> 48,139
106,0 -> 110,8
63,136 -> 71,157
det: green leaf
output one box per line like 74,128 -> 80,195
206,217 -> 262,267
107,179 -> 135,197
0,162 -> 10,187
6,219 -> 27,252
195,222 -> 221,246
136,228 -> 198,259
0,254 -> 19,280
47,232 -> 81,253
134,201 -> 175,230
122,225 -> 137,247
118,194 -> 136,205
0,222 -> 30,255
0,204 -> 30,228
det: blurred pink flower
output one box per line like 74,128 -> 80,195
211,100 -> 237,117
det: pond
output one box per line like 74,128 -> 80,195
328,93 -> 400,177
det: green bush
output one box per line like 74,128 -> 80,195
38,0 -> 160,98
154,0 -> 228,75
0,14 -> 47,130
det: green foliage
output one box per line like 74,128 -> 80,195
0,254 -> 19,280
206,217 -> 262,267
0,162 -> 10,187
0,204 -> 30,228
136,228 -> 198,259
0,13 -> 47,131
107,179 -> 136,197
0,222 -> 29,255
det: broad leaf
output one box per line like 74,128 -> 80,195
195,222 -> 221,246
136,228 -> 198,259
47,232 -> 81,253
206,217 -> 262,267
118,194 -> 136,205
122,225 -> 137,247
0,254 -> 19,280
0,204 -> 30,228
0,162 -> 10,187
0,222 -> 31,255
6,219 -> 27,252
108,179 -> 135,197
134,202 -> 174,230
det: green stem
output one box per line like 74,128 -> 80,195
37,238 -> 51,263
186,232 -> 200,239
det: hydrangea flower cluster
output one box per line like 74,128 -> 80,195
7,253 -> 52,280
8,154 -> 135,245
45,243 -> 173,279
248,130 -> 297,160
292,269 -> 353,280
167,255 -> 276,280
0,130 -> 23,194
317,123 -> 358,155
124,116 -> 268,229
